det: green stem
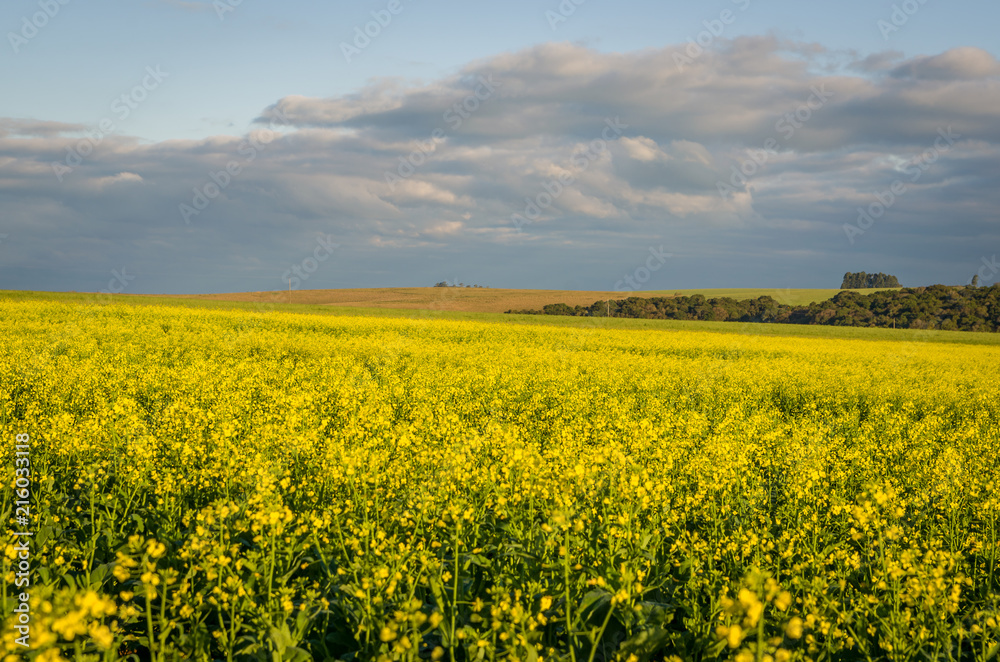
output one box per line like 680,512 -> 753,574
988,513 -> 997,593
268,529 -> 277,610
88,482 -> 98,574
310,529 -> 333,578
158,580 -> 171,662
144,580 -> 157,662
228,602 -> 237,662
564,528 -> 576,662
449,522 -> 460,662
586,603 -> 615,662
756,602 -> 765,662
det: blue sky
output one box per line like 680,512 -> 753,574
5,0 -> 996,144
2,0 -> 999,293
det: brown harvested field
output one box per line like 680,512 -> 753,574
152,287 -> 863,314
164,287 -> 625,314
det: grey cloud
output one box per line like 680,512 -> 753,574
0,119 -> 89,138
890,47 -> 1000,80
258,40 -> 1000,150
850,51 -> 906,73
153,0 -> 214,13
1,39 -> 998,293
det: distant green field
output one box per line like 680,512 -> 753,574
3,289 -> 996,346
0,287 -> 893,311
639,288 -> 898,306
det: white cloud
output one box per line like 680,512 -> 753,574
92,172 -> 144,189
1,39 -> 998,291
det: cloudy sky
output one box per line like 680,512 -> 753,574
2,0 -> 999,294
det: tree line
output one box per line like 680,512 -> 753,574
507,284 -> 1000,332
840,272 -> 901,289
433,282 -> 489,288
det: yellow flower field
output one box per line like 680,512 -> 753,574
1,298 -> 998,661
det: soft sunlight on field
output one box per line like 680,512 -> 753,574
161,287 -> 890,313
1,298 -> 998,661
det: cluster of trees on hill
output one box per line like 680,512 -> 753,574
841,272 -> 901,289
433,281 -> 489,288
507,284 -> 1000,332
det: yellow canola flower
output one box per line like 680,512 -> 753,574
88,623 -> 115,650
50,611 -> 88,641
726,624 -> 744,649
786,617 -> 804,639
146,540 -> 167,559
3,298 -> 999,661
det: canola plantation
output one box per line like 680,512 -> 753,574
1,297 -> 999,661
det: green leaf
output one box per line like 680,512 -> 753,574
90,562 -> 112,587
35,525 -> 53,546
467,554 -> 491,568
281,647 -> 313,662
269,622 -> 294,653
618,625 -> 672,660
578,589 -> 611,619
706,636 -> 729,658
130,513 -> 145,532
294,607 -> 312,637
637,600 -> 675,623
